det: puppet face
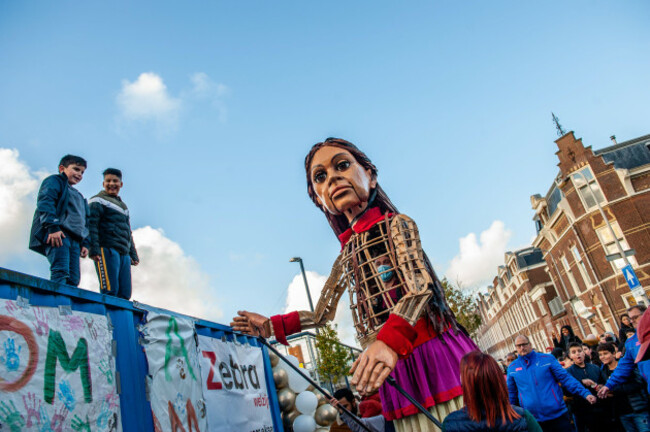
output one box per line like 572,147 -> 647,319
309,146 -> 377,221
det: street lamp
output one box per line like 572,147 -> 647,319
290,257 -> 315,313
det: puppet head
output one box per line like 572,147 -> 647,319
305,138 -> 398,237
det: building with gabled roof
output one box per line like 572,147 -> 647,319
476,131 -> 650,357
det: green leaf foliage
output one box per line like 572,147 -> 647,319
442,278 -> 482,336
315,323 -> 353,382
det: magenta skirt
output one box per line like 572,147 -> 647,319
379,329 -> 478,420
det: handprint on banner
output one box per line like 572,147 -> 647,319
96,400 -> 112,430
22,392 -> 42,428
0,400 -> 26,431
174,392 -> 187,418
37,405 -> 68,432
106,391 -> 120,411
5,300 -> 19,315
62,315 -> 86,333
49,405 -> 70,432
176,357 -> 187,379
1,337 -> 22,372
71,414 -> 92,432
34,308 -> 50,337
197,399 -> 206,419
99,358 -> 114,384
84,317 -> 98,341
57,379 -> 77,411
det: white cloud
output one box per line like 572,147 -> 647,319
445,220 -> 512,289
116,72 -> 229,134
0,149 -> 41,260
80,226 -> 221,320
188,72 -> 229,122
116,72 -> 181,123
190,72 -> 229,99
283,271 -> 359,348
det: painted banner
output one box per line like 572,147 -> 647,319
142,311 -> 207,432
0,299 -> 121,431
198,335 -> 274,432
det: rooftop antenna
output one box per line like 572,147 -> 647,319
551,112 -> 566,137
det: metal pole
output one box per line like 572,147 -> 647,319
298,259 -> 316,313
386,377 -> 442,429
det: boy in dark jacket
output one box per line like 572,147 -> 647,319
566,342 -> 612,432
88,168 -> 139,299
29,155 -> 90,286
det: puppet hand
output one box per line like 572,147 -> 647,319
230,311 -> 271,338
350,340 -> 397,396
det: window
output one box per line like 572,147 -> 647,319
534,216 -> 543,234
596,222 -> 639,270
547,186 -> 563,217
572,167 -> 605,210
537,299 -> 547,316
571,246 -> 592,286
561,254 -> 581,295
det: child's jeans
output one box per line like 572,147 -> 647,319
46,237 -> 81,286
94,247 -> 132,300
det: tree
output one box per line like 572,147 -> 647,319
442,278 -> 482,336
314,323 -> 353,383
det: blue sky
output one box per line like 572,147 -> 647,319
1,1 -> 649,338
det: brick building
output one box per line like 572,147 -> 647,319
477,132 -> 650,358
476,247 -> 557,359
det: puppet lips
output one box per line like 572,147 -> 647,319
330,185 -> 352,199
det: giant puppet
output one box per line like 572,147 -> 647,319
232,138 -> 478,431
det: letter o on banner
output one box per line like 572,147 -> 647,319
0,315 -> 39,391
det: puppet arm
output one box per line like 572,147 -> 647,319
270,254 -> 346,344
376,214 -> 433,358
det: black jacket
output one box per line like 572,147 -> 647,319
566,363 -> 606,416
29,173 -> 90,255
603,364 -> 649,414
88,191 -> 138,260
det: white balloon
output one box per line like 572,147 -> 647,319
295,390 -> 319,415
293,414 -> 317,432
288,369 -> 310,393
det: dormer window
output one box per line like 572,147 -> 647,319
571,166 -> 605,211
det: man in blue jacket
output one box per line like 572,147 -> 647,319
508,335 -> 596,432
597,305 -> 647,399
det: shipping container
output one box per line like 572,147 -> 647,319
0,267 -> 284,431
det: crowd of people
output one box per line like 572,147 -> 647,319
29,154 -> 138,300
489,305 -> 650,432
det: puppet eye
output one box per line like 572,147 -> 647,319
336,160 -> 351,171
313,171 -> 326,184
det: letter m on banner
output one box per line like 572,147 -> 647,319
44,330 -> 93,404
